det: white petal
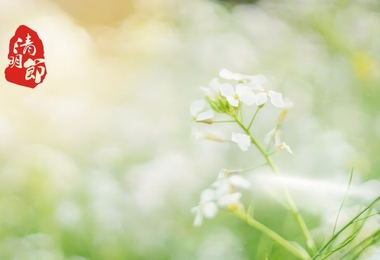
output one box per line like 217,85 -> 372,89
226,96 -> 239,107
209,78 -> 220,92
219,69 -> 243,81
283,99 -> 293,109
196,110 -> 214,121
248,84 -> 265,91
268,91 -> 285,108
235,84 -> 249,96
236,84 -> 257,106
217,193 -> 242,207
215,180 -> 230,197
281,143 -> 293,154
231,132 -> 251,151
239,91 -> 257,106
256,92 -> 268,106
200,188 -> 216,202
217,169 -> 228,180
202,202 -> 218,218
211,180 -> 222,189
247,75 -> 267,85
219,83 -> 235,97
192,207 -> 203,227
190,99 -> 206,116
228,175 -> 251,189
191,206 -> 199,214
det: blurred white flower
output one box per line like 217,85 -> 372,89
191,127 -> 226,142
219,69 -> 267,86
191,188 -> 218,227
212,169 -> 251,196
192,169 -> 251,226
217,192 -> 243,210
231,132 -> 251,151
220,83 -> 256,107
190,99 -> 214,122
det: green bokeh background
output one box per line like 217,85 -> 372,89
0,0 -> 380,259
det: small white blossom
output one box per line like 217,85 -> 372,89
192,169 -> 251,227
228,175 -> 252,189
231,132 -> 251,151
217,192 -> 243,209
249,85 -> 285,108
190,99 -> 214,122
219,83 -> 257,107
219,69 -> 267,86
212,169 -> 251,192
191,189 -> 218,227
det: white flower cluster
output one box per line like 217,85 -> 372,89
190,69 -> 291,152
191,169 -> 251,227
205,68 -> 285,108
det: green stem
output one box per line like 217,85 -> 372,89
233,115 -> 317,254
234,209 -> 311,259
247,107 -> 261,131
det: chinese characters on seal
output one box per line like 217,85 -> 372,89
4,25 -> 47,88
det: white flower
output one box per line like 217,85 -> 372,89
190,99 -> 214,122
231,132 -> 251,151
212,169 -> 251,195
200,78 -> 220,99
219,69 -> 267,85
219,83 -> 256,107
192,169 -> 251,226
249,85 -> 285,108
191,189 -> 218,227
218,69 -> 285,107
217,192 -> 243,209
228,175 -> 252,189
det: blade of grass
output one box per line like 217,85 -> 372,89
332,168 -> 354,236
341,228 -> 380,259
312,196 -> 380,259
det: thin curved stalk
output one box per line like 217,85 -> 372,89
233,115 -> 317,254
234,209 -> 311,260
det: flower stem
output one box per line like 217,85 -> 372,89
234,209 -> 311,260
233,115 -> 317,254
247,107 -> 260,131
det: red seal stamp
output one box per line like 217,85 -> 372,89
4,25 -> 47,88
